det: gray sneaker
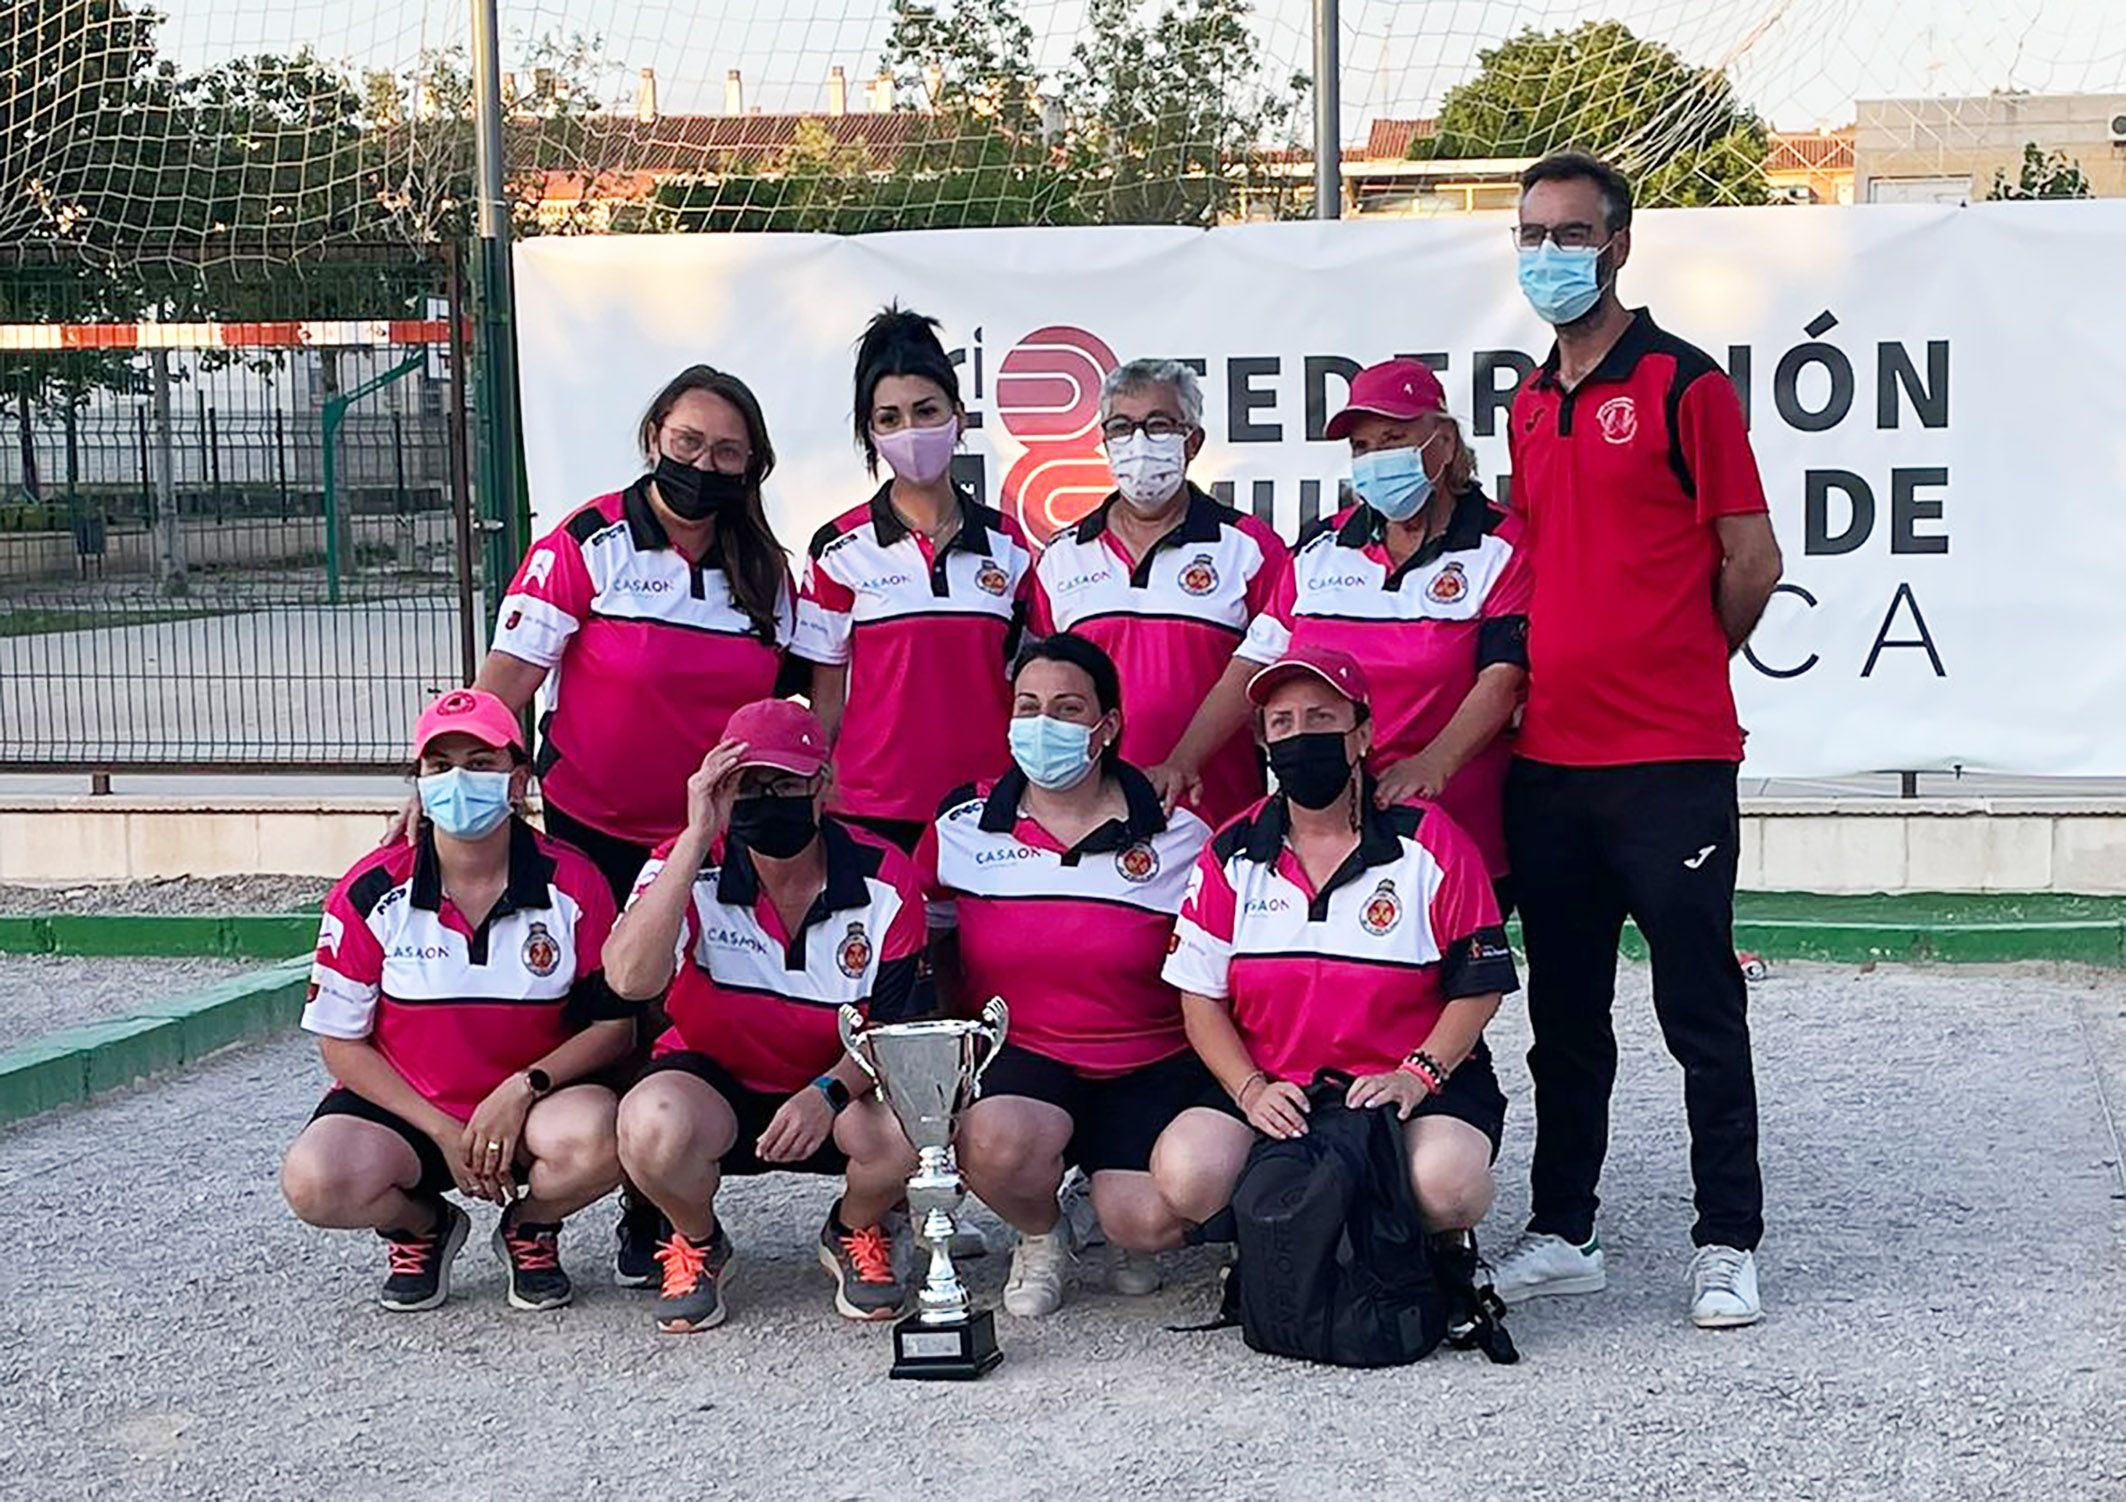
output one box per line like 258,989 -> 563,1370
818,1207 -> 909,1322
653,1225 -> 735,1334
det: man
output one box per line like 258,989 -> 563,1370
1491,152 -> 1783,1329
1029,359 -> 1290,827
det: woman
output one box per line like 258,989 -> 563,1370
281,688 -> 632,1313
482,364 -> 797,1280
1162,359 -> 1530,889
602,698 -> 927,1335
485,363 -> 797,902
795,306 -> 1033,852
915,634 -> 1215,1317
1149,644 -> 1520,1291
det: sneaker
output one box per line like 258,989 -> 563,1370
818,1208 -> 909,1322
1109,1246 -> 1163,1296
1490,1231 -> 1607,1304
1688,1245 -> 1762,1329
653,1226 -> 735,1334
614,1190 -> 669,1288
378,1199 -> 469,1313
494,1213 -> 573,1312
1002,1227 -> 1071,1317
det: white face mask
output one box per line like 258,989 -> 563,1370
1105,430 -> 1189,514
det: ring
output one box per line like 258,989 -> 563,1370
485,1140 -> 504,1154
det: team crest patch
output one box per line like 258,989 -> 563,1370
1178,553 -> 1219,596
503,609 -> 522,631
1596,396 -> 1638,445
974,559 -> 1010,596
522,921 -> 561,977
837,921 -> 873,979
1360,880 -> 1402,937
1426,562 -> 1468,605
1115,840 -> 1160,883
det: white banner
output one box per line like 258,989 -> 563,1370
516,202 -> 2126,778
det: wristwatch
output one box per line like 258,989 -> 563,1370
811,1074 -> 852,1114
524,1067 -> 553,1098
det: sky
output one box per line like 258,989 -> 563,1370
149,0 -> 2126,135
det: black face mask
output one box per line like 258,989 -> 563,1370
728,793 -> 819,859
653,454 -> 748,523
1266,731 -> 1354,811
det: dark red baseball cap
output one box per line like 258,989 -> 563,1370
411,688 -> 524,760
724,698 -> 829,778
1246,643 -> 1371,709
1323,358 -> 1449,441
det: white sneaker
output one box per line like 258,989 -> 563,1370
1490,1231 -> 1608,1304
1108,1246 -> 1163,1296
1002,1228 -> 1071,1318
1687,1245 -> 1762,1328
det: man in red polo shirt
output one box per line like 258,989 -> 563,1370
1492,152 -> 1783,1330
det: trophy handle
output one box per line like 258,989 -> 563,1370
837,1004 -> 879,1084
970,997 -> 1010,1090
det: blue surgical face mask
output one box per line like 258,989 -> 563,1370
418,766 -> 515,839
1350,444 -> 1435,523
1008,714 -> 1100,791
1517,240 -> 1607,326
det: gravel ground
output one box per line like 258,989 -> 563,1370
1,962 -> 2121,1500
0,876 -> 326,916
0,956 -> 255,1052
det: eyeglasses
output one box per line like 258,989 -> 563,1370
662,426 -> 751,474
1101,415 -> 1191,443
738,772 -> 814,799
1511,223 -> 1610,251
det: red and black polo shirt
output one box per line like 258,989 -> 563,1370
1508,308 -> 1770,766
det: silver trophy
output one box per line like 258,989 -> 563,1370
838,997 -> 1008,1380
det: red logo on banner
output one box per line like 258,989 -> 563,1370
996,325 -> 1119,544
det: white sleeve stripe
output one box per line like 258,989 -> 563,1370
301,971 -> 379,1040
1236,612 -> 1289,665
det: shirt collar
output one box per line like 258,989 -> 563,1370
715,815 -> 874,913
1535,306 -> 1660,393
1074,483 -> 1223,546
978,763 -> 1171,857
409,818 -> 555,915
1333,485 -> 1497,565
866,480 -> 993,556
621,475 -> 670,552
1237,779 -> 1404,875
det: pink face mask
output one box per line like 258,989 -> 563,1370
874,416 -> 960,486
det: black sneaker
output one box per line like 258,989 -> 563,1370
378,1199 -> 469,1313
817,1205 -> 908,1322
495,1213 -> 573,1311
653,1225 -> 735,1334
614,1189 -> 669,1288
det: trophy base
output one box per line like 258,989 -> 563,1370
889,1308 -> 1002,1381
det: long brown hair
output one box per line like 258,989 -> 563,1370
638,365 -> 787,643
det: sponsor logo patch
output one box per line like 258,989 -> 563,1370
524,549 -> 555,589
1596,396 -> 1638,445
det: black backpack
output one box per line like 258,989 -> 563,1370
1219,1073 -> 1516,1368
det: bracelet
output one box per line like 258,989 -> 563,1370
1398,1050 -> 1449,1093
1233,1070 -> 1268,1110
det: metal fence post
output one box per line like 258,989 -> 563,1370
1313,0 -> 1341,220
150,349 -> 186,593
470,0 -> 525,623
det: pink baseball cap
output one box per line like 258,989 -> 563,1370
725,698 -> 830,778
1323,358 -> 1449,441
1246,643 -> 1372,710
411,688 -> 524,759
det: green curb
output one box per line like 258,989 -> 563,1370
0,957 -> 309,1128
0,913 -> 317,959
1502,915 -> 2126,967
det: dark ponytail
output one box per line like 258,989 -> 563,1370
638,365 -> 787,643
853,304 -> 960,475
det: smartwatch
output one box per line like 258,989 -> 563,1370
811,1074 -> 852,1114
524,1067 -> 553,1098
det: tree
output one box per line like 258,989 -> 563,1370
1064,0 -> 1307,226
1422,21 -> 1770,209
1988,142 -> 2091,200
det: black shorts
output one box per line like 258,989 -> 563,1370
539,800 -> 655,909
978,1045 -> 1216,1175
309,1087 -> 459,1200
1197,1040 -> 1509,1162
638,1050 -> 848,1178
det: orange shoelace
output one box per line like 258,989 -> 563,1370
655,1233 -> 710,1299
385,1236 -> 433,1276
503,1227 -> 559,1271
840,1224 -> 895,1285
